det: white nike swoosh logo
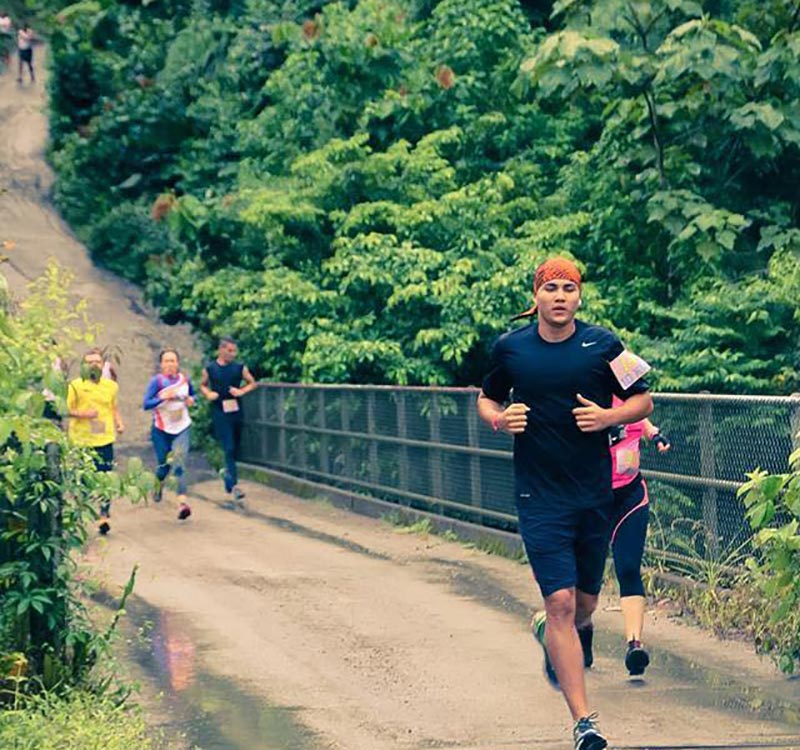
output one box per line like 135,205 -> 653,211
582,341 -> 598,347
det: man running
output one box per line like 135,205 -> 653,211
200,336 -> 257,503
67,348 -> 125,534
16,21 -> 34,84
143,348 -> 196,521
477,257 -> 653,750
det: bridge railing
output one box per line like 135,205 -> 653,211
240,385 -> 800,572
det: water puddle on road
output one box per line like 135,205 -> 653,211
119,596 -> 320,750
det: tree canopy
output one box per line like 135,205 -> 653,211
44,0 -> 800,391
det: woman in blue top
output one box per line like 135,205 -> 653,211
143,349 -> 196,520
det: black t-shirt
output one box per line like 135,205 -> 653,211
206,360 -> 245,412
481,319 -> 650,510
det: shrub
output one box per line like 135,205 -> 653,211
88,203 -> 182,283
738,447 -> 800,674
0,689 -> 154,750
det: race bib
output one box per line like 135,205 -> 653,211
222,398 -> 239,414
167,409 -> 185,424
610,350 -> 651,390
615,447 -> 640,477
90,419 -> 106,435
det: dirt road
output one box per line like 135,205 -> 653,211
2,50 -> 799,750
90,480 -> 800,750
0,47 -> 198,443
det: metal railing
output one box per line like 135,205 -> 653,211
239,385 -> 800,571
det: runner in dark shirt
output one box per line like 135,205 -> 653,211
200,336 -> 257,503
478,257 -> 653,750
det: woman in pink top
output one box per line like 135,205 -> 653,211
607,396 -> 670,676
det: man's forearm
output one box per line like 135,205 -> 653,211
476,392 -> 504,427
610,393 -> 653,424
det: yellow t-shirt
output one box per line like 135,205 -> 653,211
67,377 -> 119,447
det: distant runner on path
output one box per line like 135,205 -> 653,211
143,348 -> 196,521
0,11 -> 13,68
200,336 -> 257,505
67,348 -> 125,534
16,21 -> 35,84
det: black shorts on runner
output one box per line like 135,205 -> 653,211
91,443 -> 114,473
19,47 -> 32,63
516,498 -> 614,598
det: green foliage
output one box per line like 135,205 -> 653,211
0,688 -> 154,750
0,264 -> 151,683
88,203 -> 184,283
44,0 -> 800,391
738,444 -> 800,674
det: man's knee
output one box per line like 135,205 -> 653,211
544,588 -> 576,624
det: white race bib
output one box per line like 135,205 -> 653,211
222,398 -> 239,414
609,350 -> 651,390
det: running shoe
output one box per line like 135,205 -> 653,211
531,612 -> 559,689
99,503 -> 111,535
153,480 -> 163,503
578,624 -> 594,668
232,486 -> 246,502
573,713 -> 607,750
177,502 -> 192,521
625,639 -> 650,676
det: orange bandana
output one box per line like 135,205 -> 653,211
513,257 -> 582,320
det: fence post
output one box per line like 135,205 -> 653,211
467,402 -> 483,510
277,389 -> 287,469
318,390 -> 329,476
367,390 -> 379,485
258,388 -> 269,464
699,393 -> 720,557
430,394 -> 444,506
296,388 -> 307,475
340,390 -> 353,480
396,392 -> 410,501
790,393 -> 800,453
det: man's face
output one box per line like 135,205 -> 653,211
84,353 -> 103,381
219,342 -> 237,363
534,279 -> 580,328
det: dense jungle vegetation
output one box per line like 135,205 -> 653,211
0,266 -> 153,745
45,0 -> 800,391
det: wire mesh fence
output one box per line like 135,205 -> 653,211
240,385 -> 800,573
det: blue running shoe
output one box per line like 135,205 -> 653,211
573,712 -> 607,750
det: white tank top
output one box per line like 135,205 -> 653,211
153,373 -> 192,435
